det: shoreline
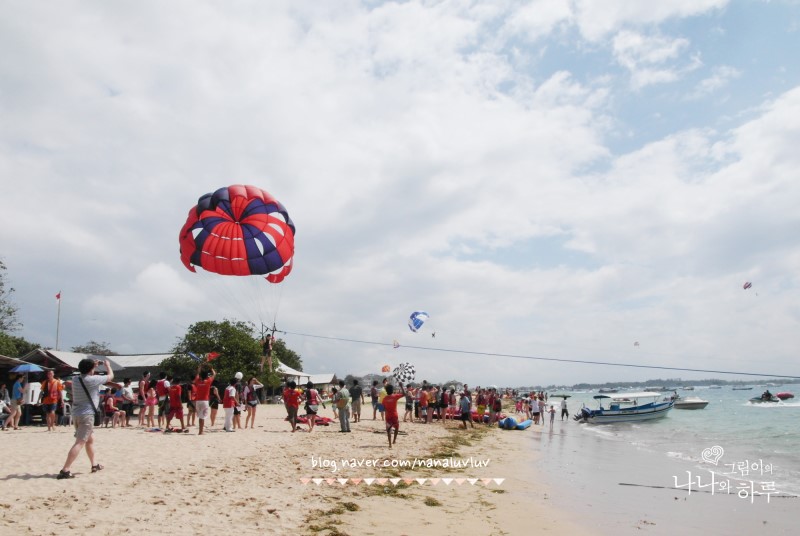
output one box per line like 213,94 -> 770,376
5,403 -> 796,534
528,417 -> 799,534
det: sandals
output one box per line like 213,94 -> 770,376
91,464 -> 104,473
57,470 -> 75,480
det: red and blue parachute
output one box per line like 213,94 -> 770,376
179,185 -> 295,283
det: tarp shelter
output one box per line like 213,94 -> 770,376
0,354 -> 27,368
22,349 -> 171,379
1,354 -> 31,382
275,363 -> 310,384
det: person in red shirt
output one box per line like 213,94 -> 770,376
382,382 -> 406,449
282,381 -> 303,432
165,378 -> 186,432
193,365 -> 216,435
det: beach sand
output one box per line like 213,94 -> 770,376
3,405 -> 795,535
0,405 -> 587,536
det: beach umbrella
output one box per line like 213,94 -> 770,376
10,363 -> 45,374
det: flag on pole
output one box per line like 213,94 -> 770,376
55,291 -> 61,302
187,352 -> 202,362
206,352 -> 221,361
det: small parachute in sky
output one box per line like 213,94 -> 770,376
381,365 -> 390,373
743,282 -> 752,290
392,362 -> 416,383
633,341 -> 640,348
408,311 -> 430,333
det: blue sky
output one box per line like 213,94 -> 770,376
1,0 -> 799,386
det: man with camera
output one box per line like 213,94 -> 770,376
57,358 -> 113,479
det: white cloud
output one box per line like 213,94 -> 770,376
612,30 -> 700,89
574,0 -> 729,41
688,65 -> 742,99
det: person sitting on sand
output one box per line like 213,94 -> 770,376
103,391 -> 124,428
382,382 -> 406,448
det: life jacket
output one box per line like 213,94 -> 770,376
492,397 -> 502,412
223,386 -> 236,408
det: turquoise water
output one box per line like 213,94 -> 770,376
554,386 -> 800,496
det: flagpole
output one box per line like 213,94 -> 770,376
55,292 -> 61,350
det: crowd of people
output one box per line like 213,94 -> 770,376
513,391 -> 566,425
279,378 -> 515,448
0,357 -> 544,479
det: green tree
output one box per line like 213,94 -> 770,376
157,354 -> 199,382
0,333 -> 39,357
0,260 -> 21,333
171,319 -> 282,386
71,340 -> 118,355
271,337 -> 303,371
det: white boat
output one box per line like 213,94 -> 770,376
673,396 -> 709,410
574,392 -> 674,424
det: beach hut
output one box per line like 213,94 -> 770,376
308,373 -> 337,392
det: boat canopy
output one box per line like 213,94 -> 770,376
592,392 -> 664,400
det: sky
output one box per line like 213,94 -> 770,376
2,0 -> 799,387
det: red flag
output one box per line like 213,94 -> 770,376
206,352 -> 221,361
55,291 -> 61,302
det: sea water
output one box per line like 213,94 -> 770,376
539,386 -> 800,496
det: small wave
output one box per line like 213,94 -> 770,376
666,451 -> 696,462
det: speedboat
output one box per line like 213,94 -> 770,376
732,386 -> 753,391
574,392 -> 674,423
673,396 -> 709,410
